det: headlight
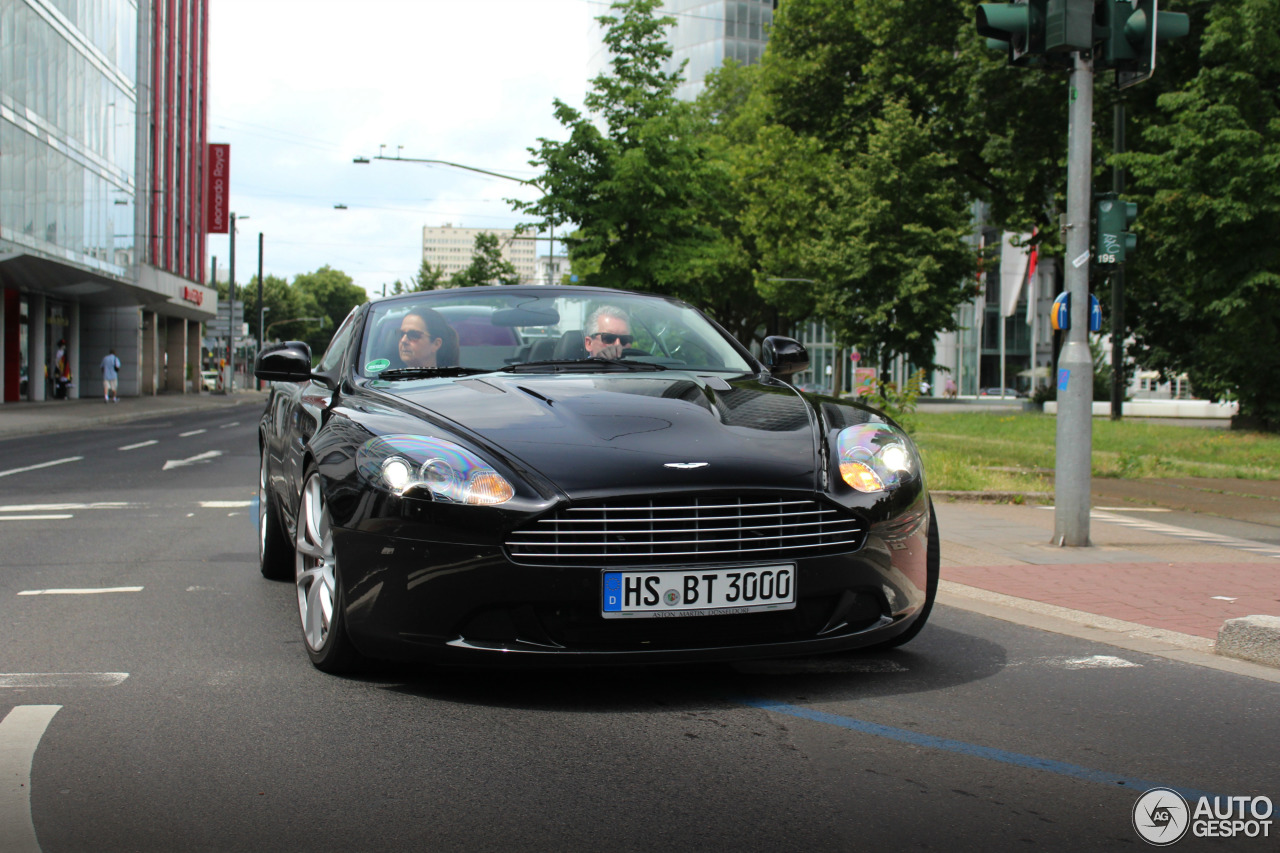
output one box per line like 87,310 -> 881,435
836,423 -> 918,493
356,435 -> 515,505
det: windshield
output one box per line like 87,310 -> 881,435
356,289 -> 754,379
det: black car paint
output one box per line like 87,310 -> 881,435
258,290 -> 932,666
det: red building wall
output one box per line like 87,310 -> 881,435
149,0 -> 209,283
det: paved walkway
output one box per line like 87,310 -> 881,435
935,500 -> 1279,645
2,391 -> 1276,672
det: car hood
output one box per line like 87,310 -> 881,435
379,372 -> 821,496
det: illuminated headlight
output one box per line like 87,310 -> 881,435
836,423 -> 918,493
356,435 -> 515,505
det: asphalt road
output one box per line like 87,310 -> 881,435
1,410 -> 1277,851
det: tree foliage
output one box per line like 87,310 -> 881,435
1117,0 -> 1280,428
292,265 -> 368,355
515,0 -> 769,343
448,233 -> 521,287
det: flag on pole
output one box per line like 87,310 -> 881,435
1000,231 -> 1034,318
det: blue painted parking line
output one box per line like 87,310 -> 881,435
740,697 -> 1221,803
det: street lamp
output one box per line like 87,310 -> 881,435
354,150 -> 556,278
227,212 -> 248,394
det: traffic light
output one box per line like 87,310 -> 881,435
976,1 -> 1045,66
1098,0 -> 1191,75
977,0 -> 1094,66
1095,193 -> 1138,264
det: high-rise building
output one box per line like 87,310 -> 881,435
588,1 -> 777,102
422,224 -> 539,284
0,0 -> 215,403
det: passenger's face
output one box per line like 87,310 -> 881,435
398,315 -> 441,368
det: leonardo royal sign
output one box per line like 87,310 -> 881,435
206,144 -> 230,234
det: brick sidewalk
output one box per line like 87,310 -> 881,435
934,500 -> 1280,641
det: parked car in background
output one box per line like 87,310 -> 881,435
979,387 -> 1026,398
201,370 -> 218,391
255,285 -> 937,674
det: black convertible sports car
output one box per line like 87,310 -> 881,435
254,286 -> 937,672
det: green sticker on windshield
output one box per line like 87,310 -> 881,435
365,358 -> 391,373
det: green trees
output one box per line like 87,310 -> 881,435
448,233 -> 521,288
515,0 -> 769,343
1117,0 -> 1280,429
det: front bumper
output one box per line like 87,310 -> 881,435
333,500 -> 930,666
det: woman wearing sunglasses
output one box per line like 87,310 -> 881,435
397,307 -> 459,368
583,305 -> 634,360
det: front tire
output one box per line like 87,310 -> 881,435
259,447 -> 294,580
295,470 -> 362,673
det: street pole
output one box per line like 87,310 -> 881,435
257,232 -> 264,390
1110,101 -> 1126,420
1054,52 -> 1095,547
228,212 -> 237,395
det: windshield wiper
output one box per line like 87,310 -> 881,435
376,366 -> 490,380
501,358 -> 667,373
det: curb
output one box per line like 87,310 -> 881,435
932,490 -> 1053,504
1216,616 -> 1280,668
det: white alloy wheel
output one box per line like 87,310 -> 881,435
295,473 -> 338,652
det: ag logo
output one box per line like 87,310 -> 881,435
1133,787 -> 1190,846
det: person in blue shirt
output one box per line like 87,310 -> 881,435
100,349 -> 121,402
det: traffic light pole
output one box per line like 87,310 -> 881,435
1055,52 -> 1095,547
1110,101 -> 1126,420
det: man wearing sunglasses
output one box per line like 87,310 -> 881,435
583,305 -> 634,360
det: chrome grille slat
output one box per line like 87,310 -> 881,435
504,495 -> 866,567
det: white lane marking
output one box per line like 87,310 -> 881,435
0,458 -> 83,479
0,504 -> 129,512
1052,655 -> 1141,670
1092,509 -> 1280,559
0,516 -> 73,522
199,501 -> 252,508
0,705 -> 61,853
1211,596 -> 1238,602
0,673 -> 128,688
17,587 -> 144,596
178,429 -> 206,437
162,450 -> 222,471
119,440 -> 158,451
219,421 -> 240,429
1092,507 -> 1171,512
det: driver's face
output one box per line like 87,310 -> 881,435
398,314 -> 441,368
584,314 -> 631,359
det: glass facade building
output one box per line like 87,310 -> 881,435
0,0 -> 214,404
665,0 -> 774,101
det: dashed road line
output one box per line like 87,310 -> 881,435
178,429 -> 206,437
118,440 -> 158,451
17,587 -> 144,596
0,515 -> 73,522
0,673 -> 128,688
161,450 -> 223,471
0,705 -> 60,853
219,421 -> 240,429
0,458 -> 83,479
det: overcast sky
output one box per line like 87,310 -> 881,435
207,0 -> 601,297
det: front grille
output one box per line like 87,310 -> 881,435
505,495 -> 866,567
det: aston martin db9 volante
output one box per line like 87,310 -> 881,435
255,286 -> 937,673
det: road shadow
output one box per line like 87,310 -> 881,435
363,606 -> 1008,713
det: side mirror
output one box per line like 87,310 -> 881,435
255,341 -> 313,382
761,336 -> 809,376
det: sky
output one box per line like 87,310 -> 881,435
207,0 -> 604,297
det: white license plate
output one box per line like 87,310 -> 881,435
601,565 -> 795,619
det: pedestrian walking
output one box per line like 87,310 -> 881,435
53,339 -> 71,399
100,349 -> 121,402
